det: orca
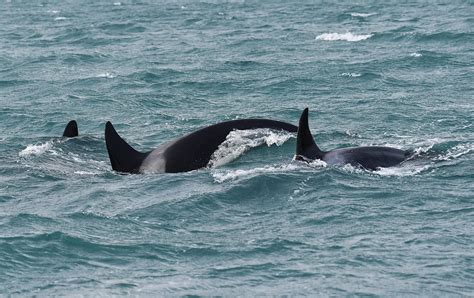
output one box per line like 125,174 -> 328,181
63,120 -> 78,137
105,119 -> 297,174
295,108 -> 412,170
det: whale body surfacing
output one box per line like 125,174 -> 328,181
105,119 -> 297,174
296,108 -> 411,170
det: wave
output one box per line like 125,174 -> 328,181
211,163 -> 300,183
409,52 -> 422,57
349,12 -> 377,18
341,73 -> 362,78
19,141 -> 54,157
316,32 -> 373,42
208,128 -> 294,168
434,143 -> 474,161
96,72 -> 116,79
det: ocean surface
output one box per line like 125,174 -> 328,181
1,0 -> 473,295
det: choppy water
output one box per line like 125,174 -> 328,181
1,0 -> 473,295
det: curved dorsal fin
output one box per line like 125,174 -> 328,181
63,120 -> 78,137
296,108 -> 323,160
105,122 -> 149,173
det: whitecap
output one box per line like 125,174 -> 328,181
350,12 -> 377,17
435,144 -> 474,161
374,164 -> 431,176
410,52 -> 422,57
316,32 -> 373,42
211,164 -> 300,183
97,72 -> 116,79
19,142 -> 53,157
341,72 -> 362,77
113,2 -> 122,5
54,17 -> 67,21
207,129 -> 294,168
74,171 -> 97,175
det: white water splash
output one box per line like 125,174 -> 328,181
375,164 -> 431,176
410,52 -> 422,57
212,164 -> 300,183
97,72 -> 116,79
208,129 -> 294,168
435,144 -> 474,161
341,73 -> 362,77
350,12 -> 377,17
74,170 -> 98,175
316,32 -> 373,42
54,17 -> 67,21
339,162 -> 430,177
19,142 -> 53,157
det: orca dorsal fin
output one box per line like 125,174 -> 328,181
105,121 -> 149,173
296,108 -> 323,160
63,120 -> 78,137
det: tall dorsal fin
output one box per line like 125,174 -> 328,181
105,122 -> 149,173
63,120 -> 78,137
296,108 -> 324,160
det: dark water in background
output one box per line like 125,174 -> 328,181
0,0 -> 473,295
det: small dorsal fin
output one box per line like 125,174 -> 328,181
63,120 -> 78,137
105,122 -> 149,173
296,108 -> 323,160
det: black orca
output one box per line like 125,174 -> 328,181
105,119 -> 297,174
62,120 -> 78,137
296,108 -> 412,170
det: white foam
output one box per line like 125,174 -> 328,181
350,12 -> 376,17
341,72 -> 362,77
316,32 -> 373,42
435,144 -> 474,161
375,164 -> 431,176
339,162 -> 429,177
74,171 -> 97,175
212,164 -> 300,183
410,52 -> 422,57
97,72 -> 116,79
113,2 -> 122,5
19,142 -> 53,157
54,17 -> 67,21
208,129 -> 294,168
307,159 -> 328,168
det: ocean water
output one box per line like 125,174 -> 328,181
1,0 -> 473,295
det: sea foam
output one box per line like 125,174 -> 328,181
19,142 -> 53,157
350,12 -> 377,17
208,128 -> 293,168
212,164 -> 300,183
316,32 -> 373,42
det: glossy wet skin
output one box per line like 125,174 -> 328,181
322,146 -> 409,170
296,108 -> 411,170
106,119 -> 297,174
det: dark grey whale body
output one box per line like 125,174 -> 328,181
296,108 -> 411,170
105,119 -> 297,174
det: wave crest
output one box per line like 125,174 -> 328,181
19,142 -> 53,157
208,129 -> 293,168
316,32 -> 373,42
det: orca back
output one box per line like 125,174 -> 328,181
164,119 -> 297,173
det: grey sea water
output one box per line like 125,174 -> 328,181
1,0 -> 473,295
